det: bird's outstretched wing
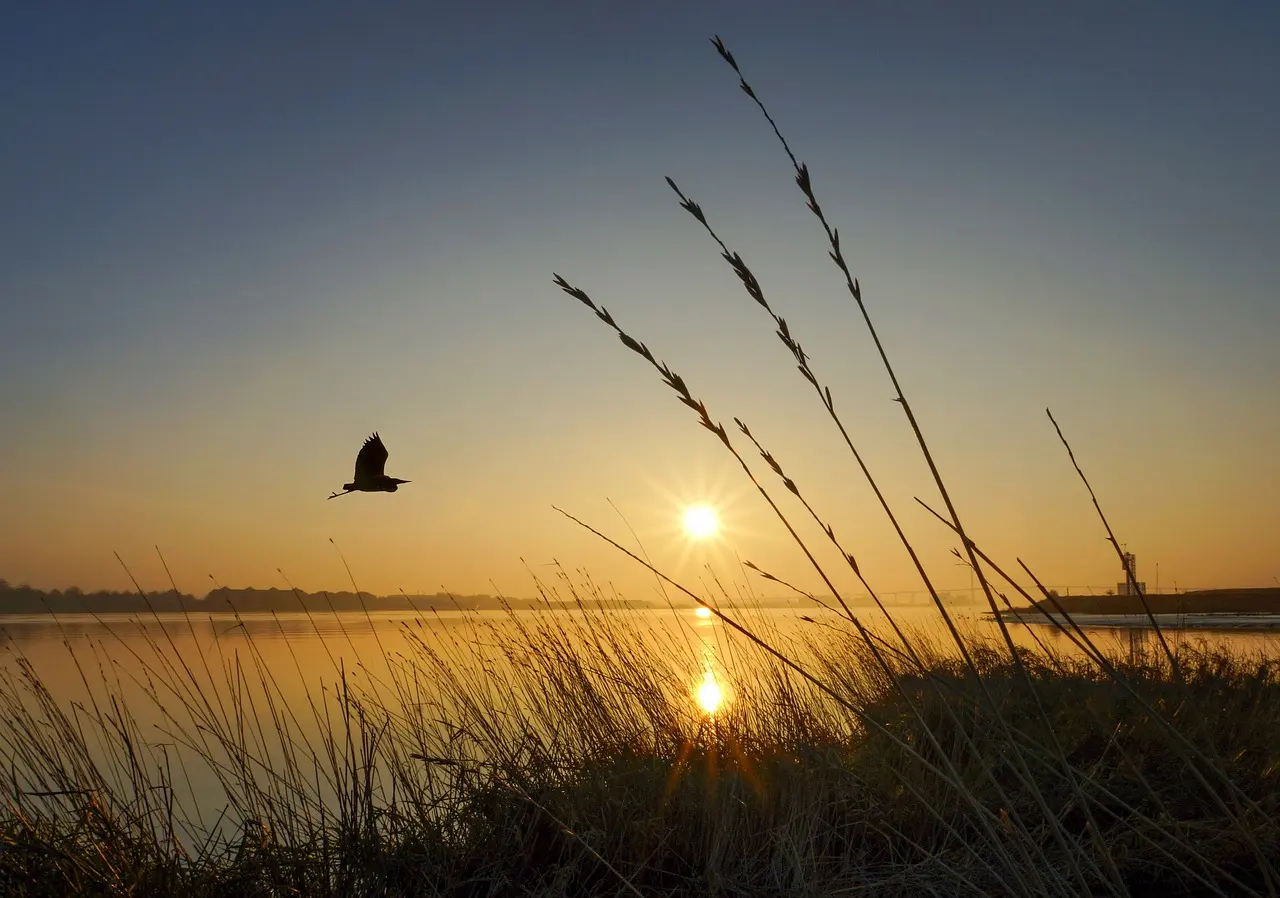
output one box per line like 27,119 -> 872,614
354,432 -> 389,480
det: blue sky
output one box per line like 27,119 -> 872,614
2,2 -> 1277,598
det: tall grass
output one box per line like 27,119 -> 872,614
2,36 -> 1278,897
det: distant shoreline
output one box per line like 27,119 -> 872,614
0,585 -> 640,616
996,587 -> 1280,630
0,583 -> 820,616
995,611 -> 1280,631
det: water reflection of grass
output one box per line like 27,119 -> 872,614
2,35 -> 1278,897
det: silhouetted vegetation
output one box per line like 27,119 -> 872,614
0,581 -> 556,615
0,595 -> 1276,897
0,580 -> 196,614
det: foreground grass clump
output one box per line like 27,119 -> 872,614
423,630 -> 1280,897
0,604 -> 1277,897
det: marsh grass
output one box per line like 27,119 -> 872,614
2,597 -> 1277,896
2,35 -> 1278,897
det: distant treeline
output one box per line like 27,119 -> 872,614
0,581 -> 563,615
0,580 -> 979,615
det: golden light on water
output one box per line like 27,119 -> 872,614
695,668 -> 723,716
694,606 -> 712,619
682,504 -> 719,539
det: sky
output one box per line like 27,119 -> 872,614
2,1 -> 1277,603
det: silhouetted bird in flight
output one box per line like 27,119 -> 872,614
328,432 -> 410,499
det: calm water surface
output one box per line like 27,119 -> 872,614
1,605 -> 1274,840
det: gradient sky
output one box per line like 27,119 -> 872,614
2,2 -> 1277,602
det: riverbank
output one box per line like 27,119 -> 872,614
999,587 -> 1280,618
997,610 -> 1280,631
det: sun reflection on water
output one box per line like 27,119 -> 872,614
695,668 -> 723,716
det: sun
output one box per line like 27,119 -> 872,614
682,504 -> 719,539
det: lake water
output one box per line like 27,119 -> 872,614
1,605 -> 1275,844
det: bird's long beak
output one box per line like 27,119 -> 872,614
393,479 -> 411,484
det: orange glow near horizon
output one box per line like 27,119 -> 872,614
2,9 -> 1279,602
